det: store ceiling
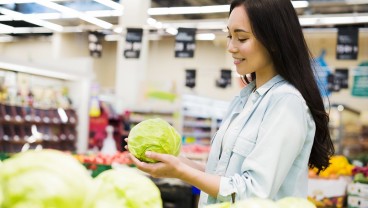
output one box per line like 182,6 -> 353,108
0,0 -> 367,38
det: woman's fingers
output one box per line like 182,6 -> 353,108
124,138 -> 129,151
145,151 -> 169,163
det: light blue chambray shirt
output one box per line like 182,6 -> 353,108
198,75 -> 316,207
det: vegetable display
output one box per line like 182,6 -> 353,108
128,118 -> 182,163
86,168 -> 162,208
0,150 -> 93,208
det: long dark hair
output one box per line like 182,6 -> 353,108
230,0 -> 334,172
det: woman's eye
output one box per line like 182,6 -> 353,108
238,39 -> 247,42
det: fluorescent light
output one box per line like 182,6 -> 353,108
36,0 -> 113,29
93,0 -> 123,11
0,0 -> 33,3
0,61 -> 79,80
0,7 -> 63,31
148,5 -> 229,15
346,0 -> 368,5
196,33 -> 215,41
299,13 -> 368,26
292,1 -> 309,8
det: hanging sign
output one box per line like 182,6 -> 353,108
335,68 -> 349,89
185,69 -> 196,88
124,28 -> 143,59
216,69 -> 232,88
336,27 -> 359,60
352,67 -> 368,97
88,31 -> 103,58
175,28 -> 196,58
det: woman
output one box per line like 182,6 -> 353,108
127,0 -> 334,206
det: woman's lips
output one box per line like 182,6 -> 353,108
233,58 -> 245,65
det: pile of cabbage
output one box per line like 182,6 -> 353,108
0,149 -> 162,208
128,118 -> 181,163
206,197 -> 316,208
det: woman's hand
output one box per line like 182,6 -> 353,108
129,151 -> 186,179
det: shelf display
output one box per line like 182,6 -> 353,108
181,94 -> 228,146
0,103 -> 78,153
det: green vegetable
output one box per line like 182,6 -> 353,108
128,118 -> 181,163
233,198 -> 278,208
86,168 -> 162,208
276,197 -> 316,208
0,150 -> 93,208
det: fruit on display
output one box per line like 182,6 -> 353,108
0,149 -> 93,208
352,166 -> 368,183
85,168 -> 162,208
309,155 -> 354,179
128,118 -> 181,163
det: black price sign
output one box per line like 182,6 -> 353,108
336,27 -> 359,60
175,28 -> 196,58
124,28 -> 143,59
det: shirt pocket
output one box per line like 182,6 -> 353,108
232,136 -> 256,158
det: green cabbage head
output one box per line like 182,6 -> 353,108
86,168 -> 162,208
128,118 -> 181,163
0,149 -> 93,208
276,197 -> 316,208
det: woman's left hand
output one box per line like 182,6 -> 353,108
129,151 -> 185,179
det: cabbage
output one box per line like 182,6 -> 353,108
86,168 -> 162,208
128,118 -> 181,163
233,198 -> 278,208
0,149 -> 93,208
276,197 -> 316,208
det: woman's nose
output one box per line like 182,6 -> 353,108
227,41 -> 238,53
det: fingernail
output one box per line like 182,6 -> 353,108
145,151 -> 151,156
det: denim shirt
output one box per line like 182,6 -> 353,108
198,75 -> 316,207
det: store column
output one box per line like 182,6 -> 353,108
115,0 -> 150,113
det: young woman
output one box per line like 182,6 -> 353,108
127,0 -> 334,206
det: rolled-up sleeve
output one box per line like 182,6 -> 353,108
217,94 -> 310,201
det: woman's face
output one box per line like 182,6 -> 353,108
227,5 -> 274,77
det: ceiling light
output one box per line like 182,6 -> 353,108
0,7 -> 63,31
299,13 -> 368,26
36,0 -> 113,29
345,0 -> 368,5
93,0 -> 123,11
196,33 -> 215,41
0,61 -> 79,80
291,1 -> 309,8
148,5 -> 229,15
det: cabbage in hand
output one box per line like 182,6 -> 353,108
128,118 -> 181,163
0,149 -> 93,208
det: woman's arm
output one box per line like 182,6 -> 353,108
130,151 -> 220,198
178,155 -> 206,172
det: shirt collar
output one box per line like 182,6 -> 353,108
239,81 -> 255,98
255,74 -> 285,96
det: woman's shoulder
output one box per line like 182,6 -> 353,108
268,81 -> 307,107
